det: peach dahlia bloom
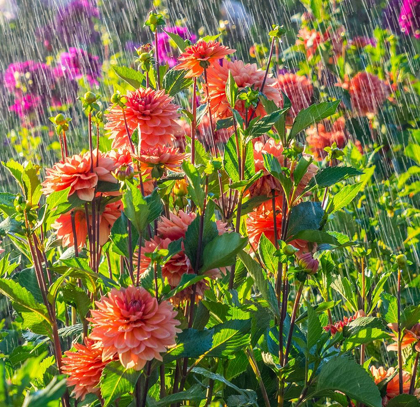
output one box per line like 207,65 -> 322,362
53,201 -> 122,249
174,40 -> 235,78
387,323 -> 420,352
306,117 -> 348,161
296,27 -> 327,58
370,366 -> 411,404
323,310 -> 366,335
105,88 -> 181,150
347,72 -> 389,116
62,338 -> 109,400
42,150 -> 117,201
206,60 -> 282,121
89,286 -> 181,370
274,74 -> 313,122
137,145 -> 187,174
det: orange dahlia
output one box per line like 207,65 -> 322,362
42,150 -> 117,201
206,60 -> 282,121
137,145 -> 187,174
62,338 -> 109,400
387,323 -> 420,352
370,366 -> 412,404
246,198 -> 308,251
105,88 -> 181,150
89,286 -> 181,370
323,310 -> 366,335
274,74 -> 313,123
347,72 -> 389,116
52,201 -> 122,249
174,40 -> 235,78
296,27 -> 327,58
306,117 -> 348,161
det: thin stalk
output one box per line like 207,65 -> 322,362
122,109 -> 135,153
284,281 -> 305,365
155,29 -> 160,90
71,211 -> 78,257
141,362 -> 152,407
410,352 -> 419,395
88,112 -> 93,172
62,130 -> 69,158
397,268 -> 403,394
246,347 -> 271,407
204,379 -> 215,407
160,364 -> 166,398
191,77 -> 197,165
127,221 -> 135,285
203,68 -> 218,157
228,191 -> 243,290
106,252 -> 113,279
96,124 -> 100,167
135,235 -> 143,287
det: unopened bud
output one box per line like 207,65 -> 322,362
114,165 -> 134,181
292,140 -> 305,154
54,113 -> 66,126
174,179 -> 188,196
84,91 -> 97,104
396,254 -> 407,269
283,244 -> 298,256
297,252 -> 319,275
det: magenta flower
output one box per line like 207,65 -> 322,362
9,95 -> 42,118
399,0 -> 420,38
58,48 -> 102,85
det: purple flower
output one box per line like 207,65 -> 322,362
58,47 -> 102,85
399,0 -> 420,38
9,95 -> 42,118
125,41 -> 141,52
37,0 -> 100,48
157,26 -> 197,68
383,0 -> 404,33
4,61 -> 54,97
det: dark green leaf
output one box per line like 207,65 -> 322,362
306,166 -> 363,190
286,202 -> 324,240
162,69 -> 192,96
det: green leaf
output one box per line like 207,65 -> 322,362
293,157 -> 312,186
162,274 -> 207,300
0,193 -> 17,216
258,233 -> 277,274
292,229 -> 339,246
382,293 -> 398,324
216,117 -> 234,131
113,66 -> 145,89
100,361 -> 142,406
248,108 -> 289,138
237,251 -> 279,317
164,328 -> 213,363
224,135 -> 240,182
207,319 -> 251,357
311,357 -> 382,407
226,71 -> 238,108
342,317 -> 389,351
387,394 -> 420,407
286,202 -> 324,240
153,384 -> 206,407
46,187 -> 71,208
182,161 -> 205,210
331,276 -> 358,313
229,170 -> 263,192
110,212 -> 139,258
328,182 -> 363,214
0,278 -> 50,324
21,163 -> 42,206
164,30 -> 189,51
405,144 -> 420,166
0,217 -> 23,236
122,181 -> 149,232
401,305 -> 420,330
200,233 -> 247,273
307,302 -> 322,350
306,166 -> 363,190
369,273 -> 391,314
22,377 -> 66,407
2,160 -> 24,190
263,153 -> 292,196
289,101 -> 340,140
162,69 -> 193,96
260,96 -> 289,142
145,189 -> 163,224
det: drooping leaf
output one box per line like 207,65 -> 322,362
306,166 -> 363,190
153,384 -> 206,406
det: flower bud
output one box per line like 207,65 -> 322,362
174,179 -> 188,196
111,92 -> 121,105
114,165 -> 134,181
84,91 -> 97,104
283,244 -> 298,256
291,140 -> 305,154
396,254 -> 407,269
297,252 -> 319,275
54,113 -> 66,126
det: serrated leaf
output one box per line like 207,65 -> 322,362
122,181 -> 149,233
307,302 -> 322,350
306,166 -> 363,190
258,233 -> 277,274
162,69 -> 192,96
286,202 -> 324,240
113,66 -> 145,89
182,161 -> 205,210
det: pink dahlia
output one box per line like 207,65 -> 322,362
174,40 -> 235,78
105,88 -> 181,150
42,150 -> 117,201
89,286 -> 181,370
348,72 -> 389,116
206,60 -> 282,121
274,74 -> 313,123
62,338 -> 109,400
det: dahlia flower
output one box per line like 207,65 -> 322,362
157,26 -> 197,68
62,338 -> 109,400
9,95 -> 42,118
53,201 -> 122,248
306,117 -> 347,161
399,0 -> 420,38
274,74 -> 313,122
296,28 -> 327,58
137,146 -> 187,174
89,286 -> 181,370
42,150 -> 117,201
387,323 -> 420,352
370,366 -> 412,404
246,198 -> 308,251
347,72 -> 389,116
249,139 -> 317,198
58,47 -> 101,85
323,310 -> 366,335
174,40 -> 235,78
297,252 -> 319,274
105,88 -> 181,150
206,60 -> 282,121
